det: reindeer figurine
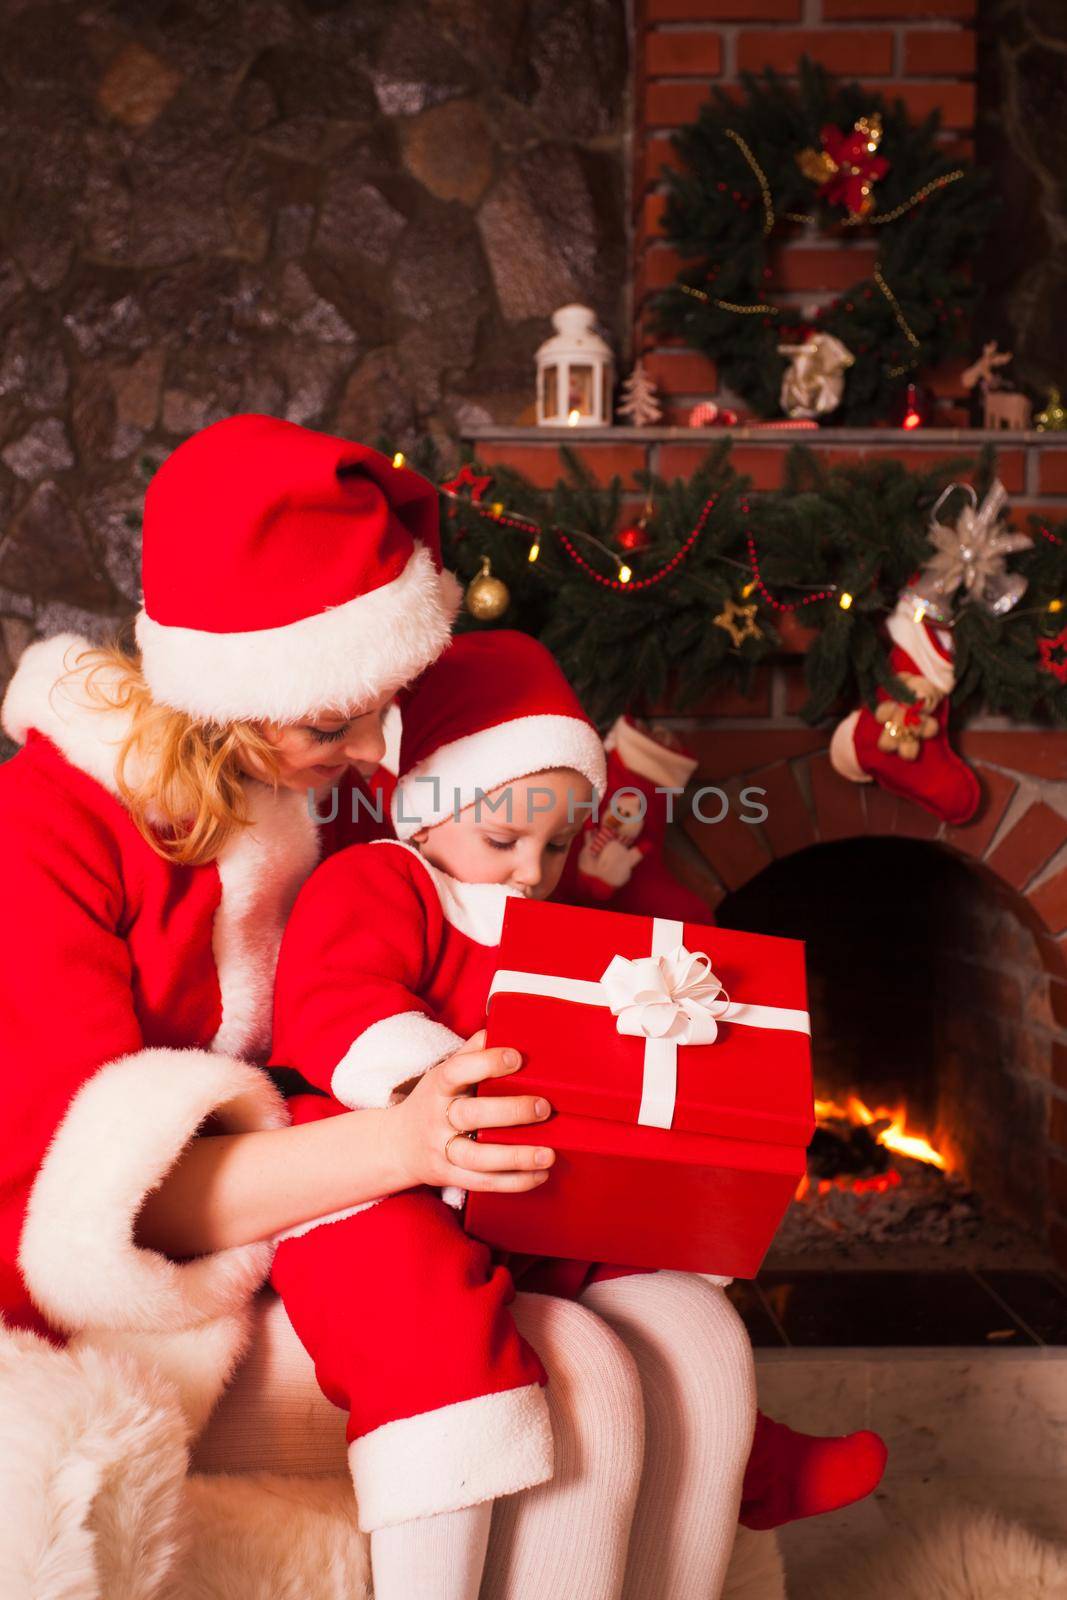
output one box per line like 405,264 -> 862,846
962,340 -> 1033,431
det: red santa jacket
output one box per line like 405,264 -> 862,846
272,840 -> 520,1110
0,634 -> 388,1424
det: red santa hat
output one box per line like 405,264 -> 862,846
134,414 -> 461,724
392,631 -> 607,839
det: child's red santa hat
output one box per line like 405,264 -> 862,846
392,631 -> 607,839
135,414 -> 461,724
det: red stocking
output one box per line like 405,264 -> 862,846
559,716 -> 707,922
829,590 -> 979,825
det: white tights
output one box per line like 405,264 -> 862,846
192,1276 -> 756,1600
370,1273 -> 756,1600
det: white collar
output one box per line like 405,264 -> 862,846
371,839 -> 524,947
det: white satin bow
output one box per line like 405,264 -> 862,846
599,945 -> 731,1046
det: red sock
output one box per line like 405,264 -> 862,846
739,1412 -> 888,1531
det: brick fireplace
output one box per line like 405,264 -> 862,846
460,0 -> 1067,1277
462,416 -> 1067,1274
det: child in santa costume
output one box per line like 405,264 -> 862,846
270,631 -> 886,1597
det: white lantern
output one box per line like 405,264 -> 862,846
535,304 -> 614,427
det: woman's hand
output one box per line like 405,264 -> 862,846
385,1030 -> 555,1194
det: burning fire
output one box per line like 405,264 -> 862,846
816,1094 -> 947,1170
795,1092 -> 948,1202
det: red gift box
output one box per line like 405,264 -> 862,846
464,898 -> 814,1278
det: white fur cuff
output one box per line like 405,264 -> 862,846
331,1012 -> 464,1109
350,1382 -> 553,1531
19,1048 -> 288,1336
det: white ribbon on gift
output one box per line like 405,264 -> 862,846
488,917 -> 811,1130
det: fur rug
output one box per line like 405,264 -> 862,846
815,1507 -> 1067,1600
178,1474 -> 783,1599
0,1319 -> 785,1599
0,1322 -> 188,1600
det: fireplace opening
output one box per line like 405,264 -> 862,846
714,836 -> 1055,1271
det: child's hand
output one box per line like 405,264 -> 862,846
385,1030 -> 555,1194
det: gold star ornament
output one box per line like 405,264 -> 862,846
713,597 -> 762,647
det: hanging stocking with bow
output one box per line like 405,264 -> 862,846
829,481 -> 1032,826
829,587 -> 980,824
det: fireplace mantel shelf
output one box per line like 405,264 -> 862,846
463,425 -> 1067,447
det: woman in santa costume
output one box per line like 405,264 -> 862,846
0,411 -> 881,1597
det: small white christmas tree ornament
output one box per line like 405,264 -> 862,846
617,359 -> 663,426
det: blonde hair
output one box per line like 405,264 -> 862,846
73,638 -> 283,866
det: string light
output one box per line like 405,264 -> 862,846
443,482 -> 866,613
391,451 -> 406,468
548,496 -> 720,591
1051,599 -> 1064,614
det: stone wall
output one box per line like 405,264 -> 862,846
975,0 -> 1067,392
0,0 -> 629,681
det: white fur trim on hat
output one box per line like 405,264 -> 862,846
350,1382 -> 554,1532
604,716 -> 698,790
392,713 -> 607,840
135,548 -> 462,724
19,1048 -> 288,1337
332,1011 -> 465,1110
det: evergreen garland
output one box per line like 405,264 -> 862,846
653,61 -> 991,425
394,437 -> 1067,731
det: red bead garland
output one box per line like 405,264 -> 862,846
745,524 -> 836,612
442,483 -> 841,611
444,488 -> 720,593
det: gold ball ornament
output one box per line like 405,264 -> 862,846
465,556 -> 510,621
1035,388 -> 1067,433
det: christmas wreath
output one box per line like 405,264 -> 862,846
654,60 -> 990,426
